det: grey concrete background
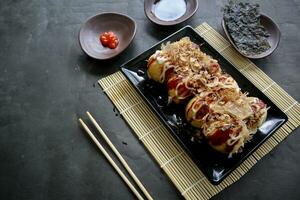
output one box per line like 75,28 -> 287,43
0,0 -> 299,199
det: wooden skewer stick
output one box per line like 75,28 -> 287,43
78,118 -> 144,200
86,111 -> 154,200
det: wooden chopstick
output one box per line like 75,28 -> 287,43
86,111 -> 154,200
78,118 -> 144,200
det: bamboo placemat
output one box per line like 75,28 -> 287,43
98,23 -> 300,200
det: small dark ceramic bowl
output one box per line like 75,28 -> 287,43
144,0 -> 198,26
79,13 -> 136,60
222,14 -> 281,59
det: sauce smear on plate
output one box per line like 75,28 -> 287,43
152,0 -> 187,21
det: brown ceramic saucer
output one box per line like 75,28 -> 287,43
144,0 -> 198,26
222,14 -> 281,59
79,12 -> 136,60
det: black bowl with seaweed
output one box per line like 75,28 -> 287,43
222,1 -> 280,59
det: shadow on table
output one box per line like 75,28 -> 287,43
76,40 -> 138,78
144,20 -> 192,41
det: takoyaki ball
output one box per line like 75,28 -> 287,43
245,97 -> 268,133
215,74 -> 241,102
201,92 -> 219,104
147,51 -> 174,83
185,74 -> 208,94
185,96 -> 210,128
207,61 -> 221,75
218,73 -> 239,88
217,87 -> 241,102
201,56 -> 221,75
167,75 -> 192,104
203,114 -> 250,154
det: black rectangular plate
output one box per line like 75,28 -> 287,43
120,26 -> 288,185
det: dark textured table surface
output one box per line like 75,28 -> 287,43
0,0 -> 299,199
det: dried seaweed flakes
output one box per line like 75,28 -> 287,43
223,1 -> 271,55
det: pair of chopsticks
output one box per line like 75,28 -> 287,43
79,111 -> 153,200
